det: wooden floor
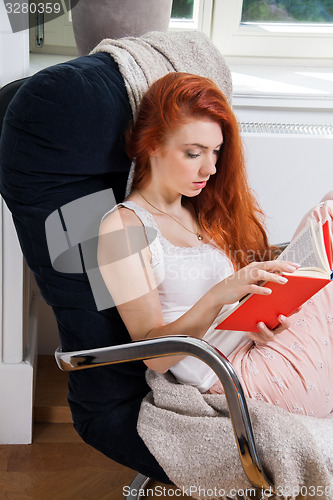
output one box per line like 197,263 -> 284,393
0,357 -> 191,499
0,422 -> 137,499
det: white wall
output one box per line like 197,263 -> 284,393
0,7 -> 35,443
0,4 -> 29,86
0,9 -> 65,358
233,97 -> 333,246
242,132 -> 333,244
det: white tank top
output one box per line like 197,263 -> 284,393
115,200 -> 249,391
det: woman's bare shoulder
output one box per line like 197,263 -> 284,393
99,205 -> 143,235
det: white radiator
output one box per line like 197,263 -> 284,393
240,122 -> 333,245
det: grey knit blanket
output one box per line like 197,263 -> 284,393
138,370 -> 333,500
90,30 -> 232,117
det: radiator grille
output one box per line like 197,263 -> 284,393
240,122 -> 333,136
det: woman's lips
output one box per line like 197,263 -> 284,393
193,181 -> 207,189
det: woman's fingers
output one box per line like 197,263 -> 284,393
243,260 -> 301,292
247,314 -> 292,344
247,325 -> 275,343
272,314 -> 291,334
244,271 -> 287,295
247,260 -> 300,277
243,262 -> 301,343
220,260 -> 301,306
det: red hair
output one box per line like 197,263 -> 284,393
126,72 -> 275,268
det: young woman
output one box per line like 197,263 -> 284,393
98,72 -> 333,418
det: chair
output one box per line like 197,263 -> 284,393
0,53 -> 272,500
0,77 -> 29,135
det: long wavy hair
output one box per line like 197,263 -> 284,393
126,72 -> 276,268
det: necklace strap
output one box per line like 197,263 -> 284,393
138,192 -> 203,241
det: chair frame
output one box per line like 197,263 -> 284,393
125,473 -> 151,500
56,335 -> 274,500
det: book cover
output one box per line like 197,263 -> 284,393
216,274 -> 331,333
322,220 -> 333,271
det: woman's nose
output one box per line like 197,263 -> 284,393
201,156 -> 217,176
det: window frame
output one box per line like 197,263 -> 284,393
211,0 -> 333,62
29,5 -> 77,55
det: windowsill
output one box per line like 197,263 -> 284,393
229,63 -> 333,109
30,52 -> 333,111
29,53 -> 77,76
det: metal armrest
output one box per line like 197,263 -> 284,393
55,335 -> 273,495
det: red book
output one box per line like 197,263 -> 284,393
323,220 -> 333,270
216,220 -> 332,334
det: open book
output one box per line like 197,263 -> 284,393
216,219 -> 332,333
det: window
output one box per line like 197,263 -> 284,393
29,5 -> 77,55
211,0 -> 333,61
170,0 -> 213,34
171,0 -> 195,20
241,0 -> 333,24
30,0 -> 212,55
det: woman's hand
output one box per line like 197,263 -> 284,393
248,314 -> 291,343
216,260 -> 300,306
246,306 -> 302,343
214,260 -> 301,344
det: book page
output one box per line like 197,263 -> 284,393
277,222 -> 325,270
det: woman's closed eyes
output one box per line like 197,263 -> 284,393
186,148 -> 221,159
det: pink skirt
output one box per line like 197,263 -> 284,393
210,192 -> 333,418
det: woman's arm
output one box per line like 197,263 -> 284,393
98,206 -> 222,371
98,207 -> 299,373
